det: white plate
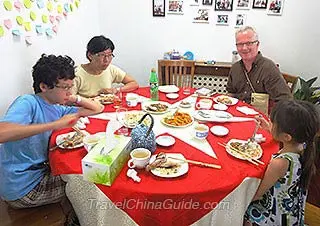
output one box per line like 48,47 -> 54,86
213,95 -> 238,106
225,139 -> 263,160
194,110 -> 233,122
158,85 -> 180,93
142,101 -> 171,115
149,153 -> 188,178
213,103 -> 228,111
236,106 -> 259,115
156,135 -> 176,147
118,110 -> 150,128
94,94 -> 115,105
210,126 -> 229,136
166,93 -> 179,99
56,130 -> 89,149
179,101 -> 192,108
161,113 -> 194,128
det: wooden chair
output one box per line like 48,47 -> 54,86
282,73 -> 299,93
158,60 -> 195,87
304,202 -> 320,226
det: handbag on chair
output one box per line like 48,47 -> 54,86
130,113 -> 156,153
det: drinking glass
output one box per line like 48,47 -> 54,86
113,89 -> 122,109
116,107 -> 129,136
182,77 -> 191,95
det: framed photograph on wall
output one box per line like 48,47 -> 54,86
190,0 -> 200,6
168,0 -> 184,15
153,0 -> 165,17
216,14 -> 229,25
252,0 -> 268,9
193,9 -> 210,23
203,0 -> 213,5
267,0 -> 284,15
235,14 -> 246,27
236,0 -> 251,10
215,0 -> 233,11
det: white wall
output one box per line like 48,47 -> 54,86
0,0 -> 101,116
100,0 -> 320,87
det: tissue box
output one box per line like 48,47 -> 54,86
82,135 -> 132,186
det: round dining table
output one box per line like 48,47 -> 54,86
49,87 -> 279,226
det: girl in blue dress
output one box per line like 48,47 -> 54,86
244,100 -> 319,226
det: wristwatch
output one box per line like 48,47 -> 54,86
75,95 -> 82,104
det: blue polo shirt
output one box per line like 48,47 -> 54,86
0,94 -> 78,200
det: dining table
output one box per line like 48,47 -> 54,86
49,87 -> 279,226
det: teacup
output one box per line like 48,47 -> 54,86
192,124 -> 209,140
126,93 -> 139,107
196,99 -> 213,110
127,148 -> 151,169
83,134 -> 101,152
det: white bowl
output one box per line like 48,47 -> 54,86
166,93 -> 179,99
156,135 -> 176,147
210,126 -> 229,137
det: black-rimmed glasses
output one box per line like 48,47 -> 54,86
236,40 -> 259,48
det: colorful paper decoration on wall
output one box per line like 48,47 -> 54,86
0,0 -> 82,45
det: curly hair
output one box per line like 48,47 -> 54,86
86,35 -> 115,61
32,54 -> 75,94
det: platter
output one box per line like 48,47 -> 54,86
161,112 -> 194,128
149,153 -> 188,178
118,110 -> 151,128
93,94 -> 115,105
56,130 -> 89,149
213,95 -> 238,106
225,139 -> 263,160
142,101 -> 171,115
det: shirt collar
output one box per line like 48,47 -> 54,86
240,51 -> 263,69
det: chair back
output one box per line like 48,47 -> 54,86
282,73 -> 298,93
158,60 -> 195,87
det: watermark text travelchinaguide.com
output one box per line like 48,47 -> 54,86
88,198 -> 230,210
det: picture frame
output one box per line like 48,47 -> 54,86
215,0 -> 233,11
235,14 -> 246,27
168,0 -> 184,15
267,0 -> 284,15
216,14 -> 229,25
236,0 -> 251,10
193,9 -> 210,23
252,0 -> 268,9
202,0 -> 213,6
153,0 -> 165,17
190,0 -> 200,6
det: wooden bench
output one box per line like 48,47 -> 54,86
0,199 -> 66,226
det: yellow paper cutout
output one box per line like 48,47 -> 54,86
0,26 -> 5,37
75,0 -> 80,8
47,2 -> 53,11
70,4 -> 74,12
30,11 -> 37,21
57,5 -> 63,13
24,22 -> 32,31
3,1 -> 13,11
42,15 -> 48,23
24,0 -> 32,9
16,16 -> 24,26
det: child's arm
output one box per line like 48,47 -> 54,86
252,158 -> 289,201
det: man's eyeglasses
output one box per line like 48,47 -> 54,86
236,40 -> 259,48
54,84 -> 74,91
95,52 -> 115,59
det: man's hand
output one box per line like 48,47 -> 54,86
53,113 -> 80,130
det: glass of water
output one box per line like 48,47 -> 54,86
116,107 -> 129,136
182,76 -> 191,95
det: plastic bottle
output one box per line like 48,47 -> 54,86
150,68 -> 159,101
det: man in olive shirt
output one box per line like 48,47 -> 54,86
226,26 -> 292,103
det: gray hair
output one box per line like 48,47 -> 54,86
235,26 -> 259,41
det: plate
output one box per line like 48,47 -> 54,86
213,95 -> 238,106
210,126 -> 229,136
179,101 -> 192,108
119,110 -> 151,128
225,139 -> 263,160
142,101 -> 171,114
161,112 -> 194,128
94,94 -> 114,105
158,85 -> 180,93
56,130 -> 89,149
194,110 -> 233,122
149,153 -> 188,178
166,93 -> 179,99
156,135 -> 176,147
213,103 -> 228,111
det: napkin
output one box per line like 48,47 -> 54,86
236,106 -> 259,115
75,117 -> 90,129
195,88 -> 211,96
101,120 -> 120,155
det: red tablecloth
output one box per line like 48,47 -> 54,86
49,87 -> 278,226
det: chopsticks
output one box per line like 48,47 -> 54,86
217,142 -> 264,166
167,156 -> 221,169
49,126 -> 85,151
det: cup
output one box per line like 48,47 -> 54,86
83,134 -> 101,152
113,90 -> 122,109
182,77 -> 191,95
126,93 -> 138,107
127,148 -> 151,169
196,99 -> 213,110
192,124 -> 209,140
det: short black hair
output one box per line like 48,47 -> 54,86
32,54 -> 75,94
86,35 -> 115,60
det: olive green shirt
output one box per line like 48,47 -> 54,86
226,52 -> 292,103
